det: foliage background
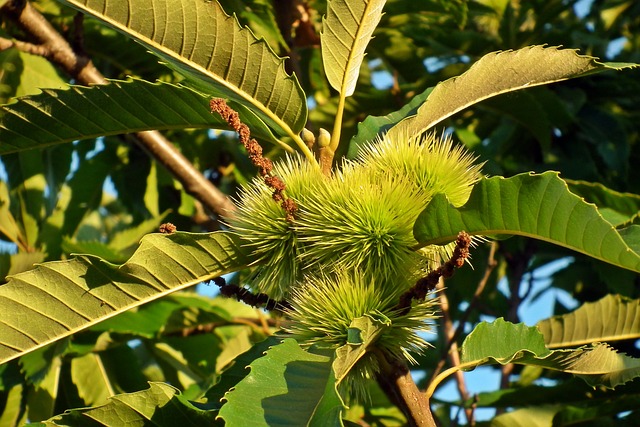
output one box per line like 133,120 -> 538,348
0,0 -> 639,425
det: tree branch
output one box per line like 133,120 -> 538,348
376,353 -> 437,427
435,277 -> 474,425
1,0 -> 236,219
428,242 -> 498,379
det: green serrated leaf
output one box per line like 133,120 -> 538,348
108,210 -> 170,252
414,172 -> 640,273
459,319 -> 640,389
321,0 -> 386,97
0,180 -> 20,244
35,382 -> 216,426
347,87 -> 432,158
537,295 -> 640,349
460,318 -> 550,365
566,179 -> 640,227
0,231 -> 249,365
204,336 -> 281,408
218,338 -> 345,427
0,78 -> 280,155
56,0 -> 307,144
71,353 -> 112,406
386,46 -> 638,140
490,405 -> 561,427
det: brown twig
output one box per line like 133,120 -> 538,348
375,353 -> 437,427
436,276 -> 474,425
164,316 -> 279,338
212,277 -> 291,312
0,0 -> 236,219
429,242 -> 498,378
425,242 -> 498,424
396,231 -> 471,313
210,98 -> 298,222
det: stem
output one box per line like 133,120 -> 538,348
436,277 -> 473,424
330,93 -> 346,153
376,354 -> 436,427
1,0 -> 236,219
318,91 -> 347,174
427,242 -> 498,383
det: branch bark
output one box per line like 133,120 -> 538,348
1,0 -> 236,218
376,354 -> 437,427
436,277 -> 474,425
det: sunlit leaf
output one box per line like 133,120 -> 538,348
71,353 -> 112,406
34,382 -> 215,426
0,231 -> 249,365
56,0 -> 307,142
0,79 -> 280,155
385,46 -> 637,140
460,318 -> 640,389
537,294 -> 640,348
321,0 -> 386,97
414,172 -> 640,273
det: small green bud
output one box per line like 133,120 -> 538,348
317,128 -> 331,148
301,128 -> 315,146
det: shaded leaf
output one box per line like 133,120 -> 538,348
218,338 -> 345,426
57,0 -> 307,143
90,293 -> 236,338
204,336 -> 281,408
386,46 -> 637,140
0,177 -> 21,244
61,239 -> 128,264
537,294 -> 640,349
108,211 -> 170,253
0,231 -> 249,365
414,172 -> 640,273
321,0 -> 386,97
0,47 -> 66,104
26,356 -> 61,421
0,381 -> 27,426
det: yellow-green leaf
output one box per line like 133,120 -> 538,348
56,0 -> 307,142
0,231 -> 249,365
387,46 -> 638,140
321,0 -> 386,97
537,295 -> 640,349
